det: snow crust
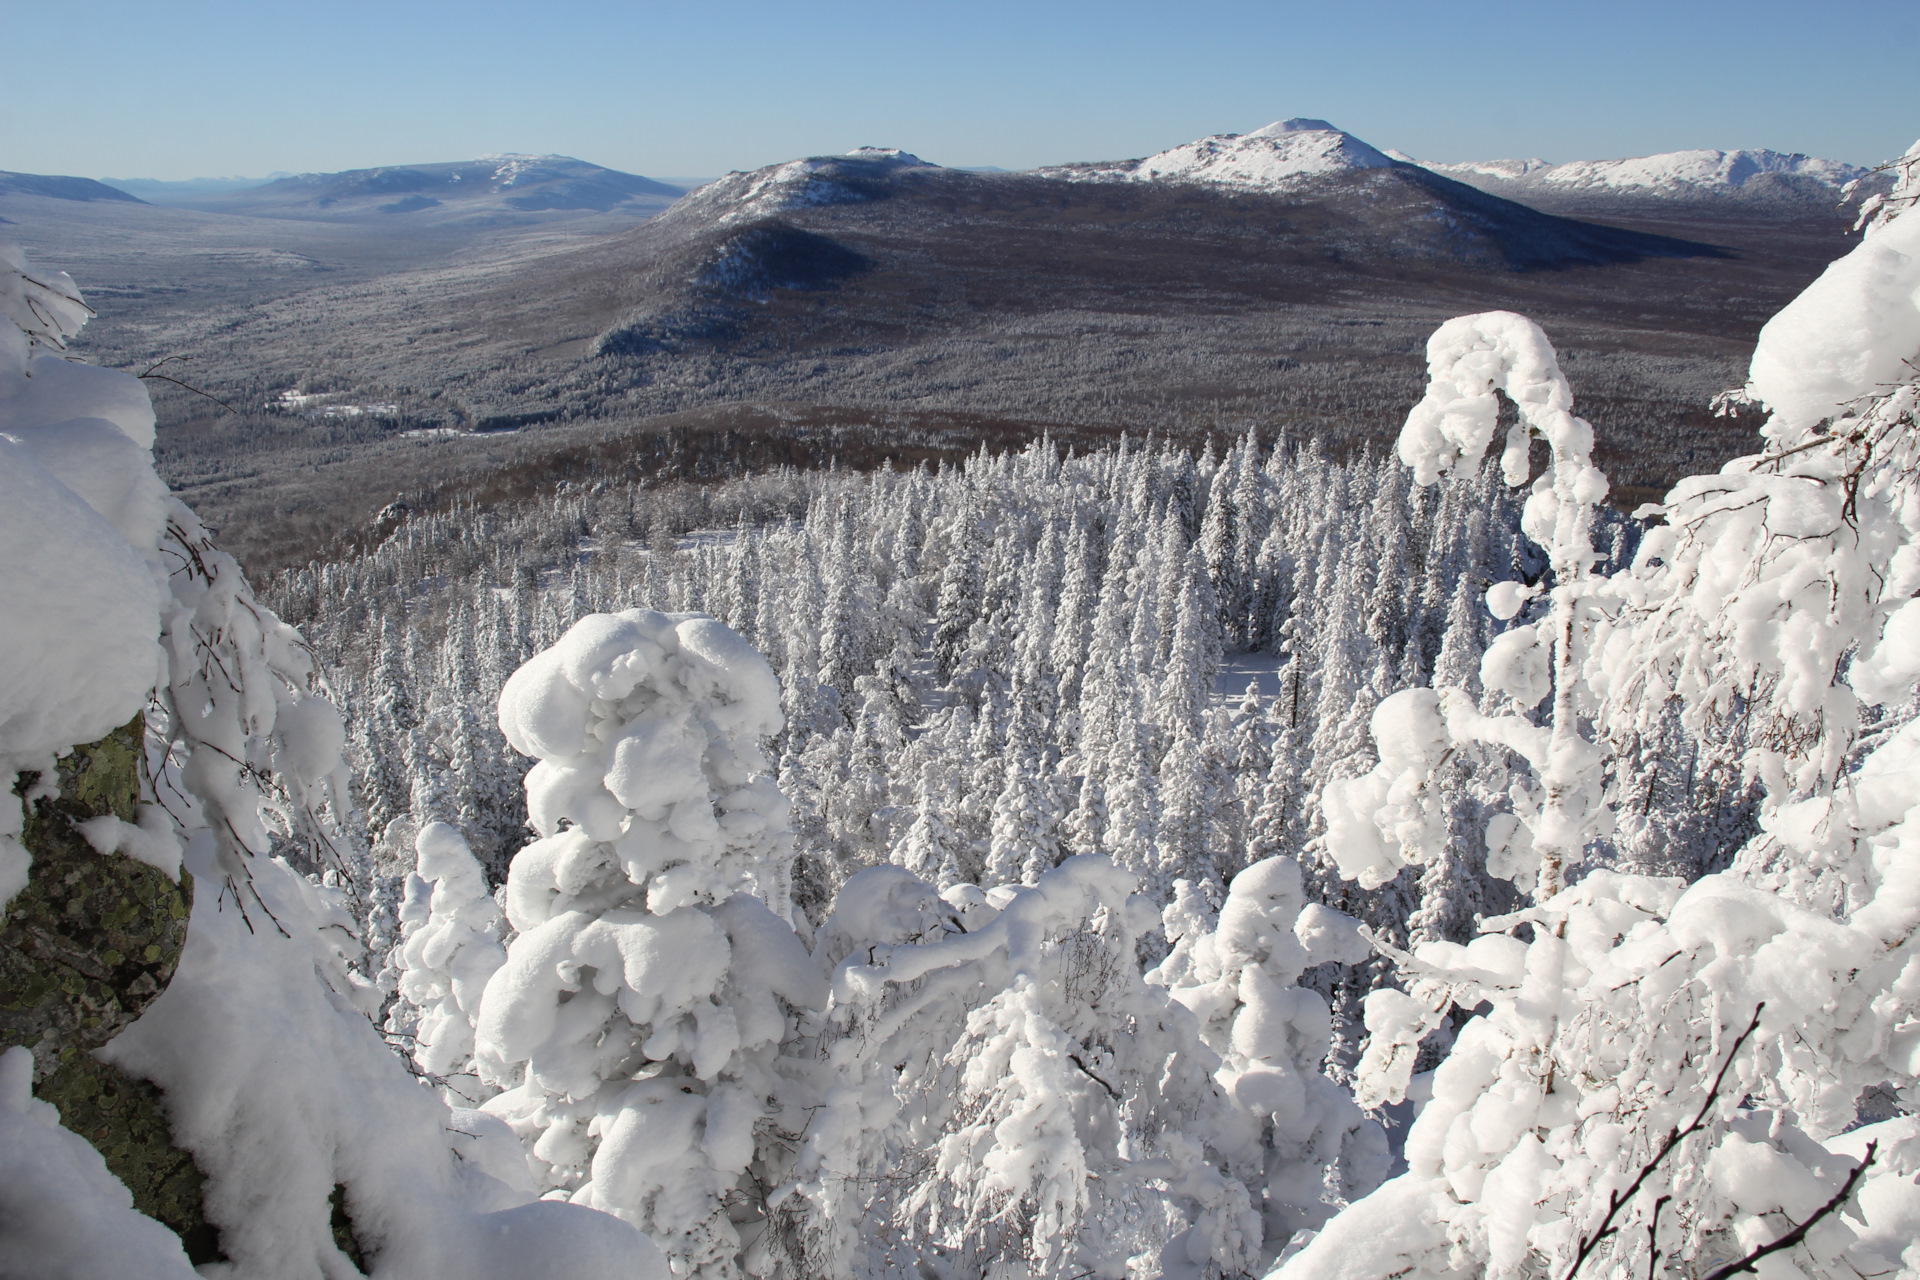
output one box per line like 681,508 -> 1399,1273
1038,119 -> 1398,193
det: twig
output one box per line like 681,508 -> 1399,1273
1646,1194 -> 1669,1280
139,368 -> 241,418
1698,1141 -> 1876,1280
1068,1053 -> 1119,1100
1564,1004 -> 1765,1280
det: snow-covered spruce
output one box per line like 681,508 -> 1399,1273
281,422 -> 1566,1057
468,609 -> 825,1278
386,821 -> 508,1104
1149,859 -> 1388,1245
784,854 -> 1316,1279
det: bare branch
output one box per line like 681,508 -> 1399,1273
1564,1003 -> 1765,1280
1698,1141 -> 1877,1280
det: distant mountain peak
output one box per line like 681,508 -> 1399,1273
1411,146 -> 1869,207
132,155 -> 684,221
844,147 -> 935,168
1247,118 -> 1340,137
1040,118 -> 1399,192
0,171 -> 147,204
664,147 -> 942,229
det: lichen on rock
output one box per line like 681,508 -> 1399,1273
1,714 -> 217,1261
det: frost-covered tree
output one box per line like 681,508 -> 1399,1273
474,610 -> 826,1278
1292,170 -> 1920,1280
2,240 -> 663,1279
1150,858 -> 1388,1249
782,856 -> 1266,1280
386,821 -> 507,1104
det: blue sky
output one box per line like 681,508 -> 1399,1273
3,0 -> 1914,181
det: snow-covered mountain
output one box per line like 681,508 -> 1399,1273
176,154 -> 683,221
1038,119 -> 1399,192
662,147 -> 940,229
1412,147 -> 1871,210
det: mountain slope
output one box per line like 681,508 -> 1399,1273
0,172 -> 145,204
586,144 -> 1717,356
44,138 -> 1860,569
100,144 -> 1738,446
101,176 -> 283,204
177,155 -> 682,223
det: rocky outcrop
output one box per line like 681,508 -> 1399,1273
2,716 -> 218,1262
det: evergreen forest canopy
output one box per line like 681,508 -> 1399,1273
2,140 -> 1920,1280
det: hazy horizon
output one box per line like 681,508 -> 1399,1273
4,0 -> 1914,183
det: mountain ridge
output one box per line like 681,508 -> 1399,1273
0,172 -> 146,204
132,154 -> 683,223
1408,147 -> 1874,213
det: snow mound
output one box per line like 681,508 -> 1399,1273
1039,119 -> 1398,193
0,247 -> 167,904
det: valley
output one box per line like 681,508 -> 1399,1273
2,124 -> 1870,573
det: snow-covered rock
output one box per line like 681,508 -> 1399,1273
0,1047 -> 201,1280
1039,118 -> 1399,193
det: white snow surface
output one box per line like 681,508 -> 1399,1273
1039,119 -> 1398,193
0,343 -> 168,776
0,248 -> 168,905
103,831 -> 665,1280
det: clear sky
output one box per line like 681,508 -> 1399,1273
3,0 -> 1915,181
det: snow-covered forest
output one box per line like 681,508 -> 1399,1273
5,141 -> 1920,1280
274,421 -> 1749,1060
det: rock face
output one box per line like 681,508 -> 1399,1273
2,716 -> 218,1262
